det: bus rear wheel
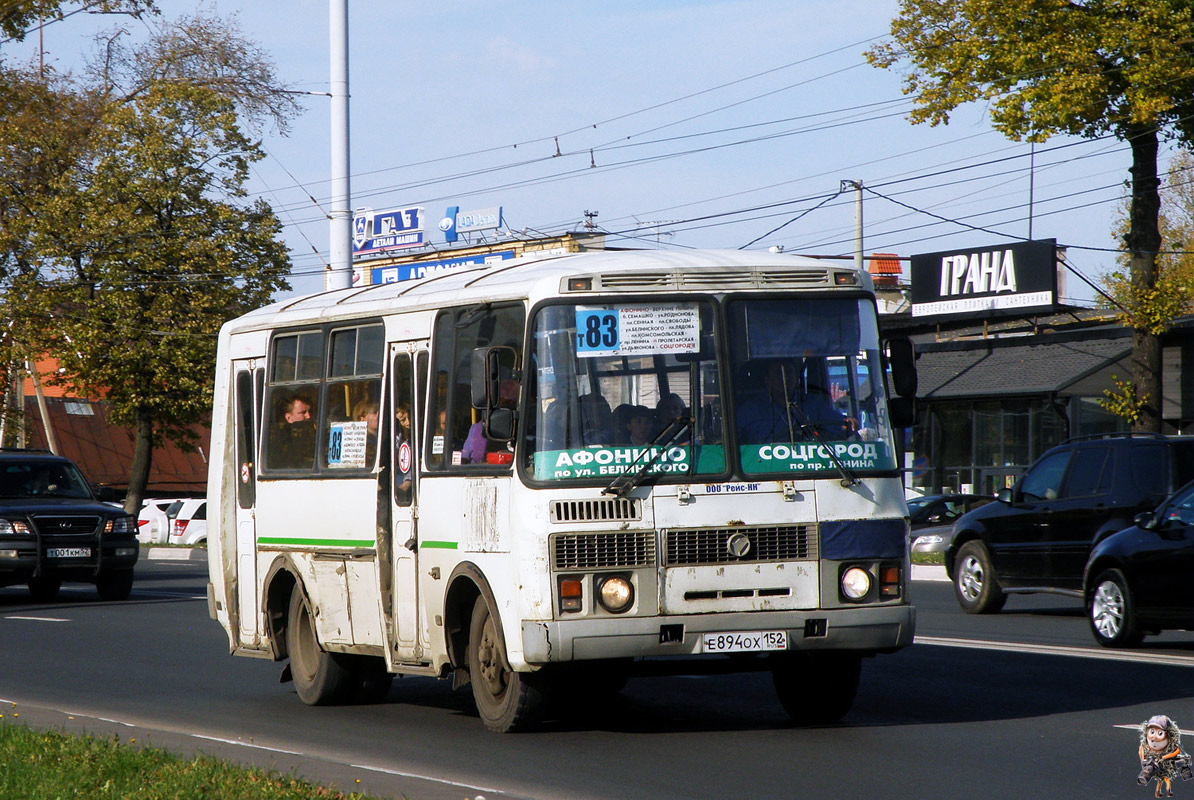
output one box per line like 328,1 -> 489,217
467,597 -> 547,732
771,651 -> 861,725
288,588 -> 352,705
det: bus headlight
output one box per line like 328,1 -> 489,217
840,567 -> 872,600
597,576 -> 634,613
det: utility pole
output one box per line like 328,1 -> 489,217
841,180 -> 864,273
327,0 -> 352,291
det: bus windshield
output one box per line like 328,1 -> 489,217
524,295 -> 898,483
726,296 -> 897,475
525,300 -> 725,482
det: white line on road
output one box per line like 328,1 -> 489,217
3,616 -> 70,622
349,762 -> 506,795
916,635 -> 1193,667
191,734 -> 303,756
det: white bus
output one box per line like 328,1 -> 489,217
206,248 -> 917,732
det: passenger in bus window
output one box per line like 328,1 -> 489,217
357,400 -> 379,464
273,392 -> 317,468
623,405 -> 655,446
738,359 -> 849,444
394,402 -> 413,500
462,379 -> 518,464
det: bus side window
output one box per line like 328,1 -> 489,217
264,331 -> 323,471
322,324 -> 384,470
427,305 -> 525,469
392,352 -> 414,506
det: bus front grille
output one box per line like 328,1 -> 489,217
663,524 -> 816,566
551,531 -> 656,570
550,497 -> 642,523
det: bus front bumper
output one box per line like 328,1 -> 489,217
520,604 -> 914,664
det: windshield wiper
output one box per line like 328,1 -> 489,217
603,414 -> 693,497
784,401 -> 860,487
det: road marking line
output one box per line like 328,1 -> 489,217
349,762 -> 505,794
1115,724 -> 1194,736
916,635 -> 1193,667
4,616 -> 70,622
191,734 -> 303,756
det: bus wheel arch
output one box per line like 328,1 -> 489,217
443,562 -> 496,683
262,555 -> 301,661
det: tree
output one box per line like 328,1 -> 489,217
1099,150 -> 1193,423
1,14 -> 299,511
1,2 -> 155,46
867,0 -> 1193,432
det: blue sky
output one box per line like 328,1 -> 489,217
8,0 -> 1179,300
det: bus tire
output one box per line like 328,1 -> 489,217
288,588 -> 352,705
771,651 -> 861,724
467,596 -> 546,732
952,540 -> 1006,614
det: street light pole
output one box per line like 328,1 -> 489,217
327,0 -> 352,291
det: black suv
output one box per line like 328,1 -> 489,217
0,451 -> 139,601
944,433 -> 1193,613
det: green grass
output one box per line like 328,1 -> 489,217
0,720 -> 386,800
910,551 -> 944,566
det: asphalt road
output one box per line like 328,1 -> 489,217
0,555 -> 1189,800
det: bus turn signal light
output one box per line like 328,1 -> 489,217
560,579 -> 582,612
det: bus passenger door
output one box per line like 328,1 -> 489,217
389,347 -> 424,661
233,361 -> 264,644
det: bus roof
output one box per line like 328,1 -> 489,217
223,248 -> 863,333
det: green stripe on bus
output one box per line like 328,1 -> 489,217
420,540 -> 459,550
258,537 -> 376,548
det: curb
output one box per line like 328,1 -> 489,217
141,547 -> 207,562
912,564 -> 948,582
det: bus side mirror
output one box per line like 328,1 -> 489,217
889,395 -> 915,429
470,346 -> 517,408
886,338 -> 917,398
487,407 -> 515,441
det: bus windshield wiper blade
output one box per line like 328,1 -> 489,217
603,415 -> 693,497
785,402 -> 860,487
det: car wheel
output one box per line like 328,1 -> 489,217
1088,569 -> 1144,648
287,588 -> 353,705
27,577 -> 61,602
95,570 -> 133,601
952,541 -> 1006,614
467,596 -> 547,732
771,651 -> 861,724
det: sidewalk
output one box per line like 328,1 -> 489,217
140,546 -> 207,562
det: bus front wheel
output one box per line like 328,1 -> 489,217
467,597 -> 547,732
771,651 -> 861,724
288,588 -> 352,705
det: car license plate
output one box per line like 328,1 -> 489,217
701,630 -> 788,653
47,547 -> 90,558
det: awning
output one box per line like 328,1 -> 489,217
915,331 -> 1132,399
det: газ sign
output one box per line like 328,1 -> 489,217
909,239 -> 1058,318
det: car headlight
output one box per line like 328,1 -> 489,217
0,519 -> 31,535
105,516 -> 137,534
597,576 -> 634,613
841,566 -> 872,600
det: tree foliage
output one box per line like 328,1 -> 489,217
1104,149 -> 1194,334
867,0 -> 1193,432
866,0 -> 1192,145
0,1 -> 156,46
0,14 -> 298,508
